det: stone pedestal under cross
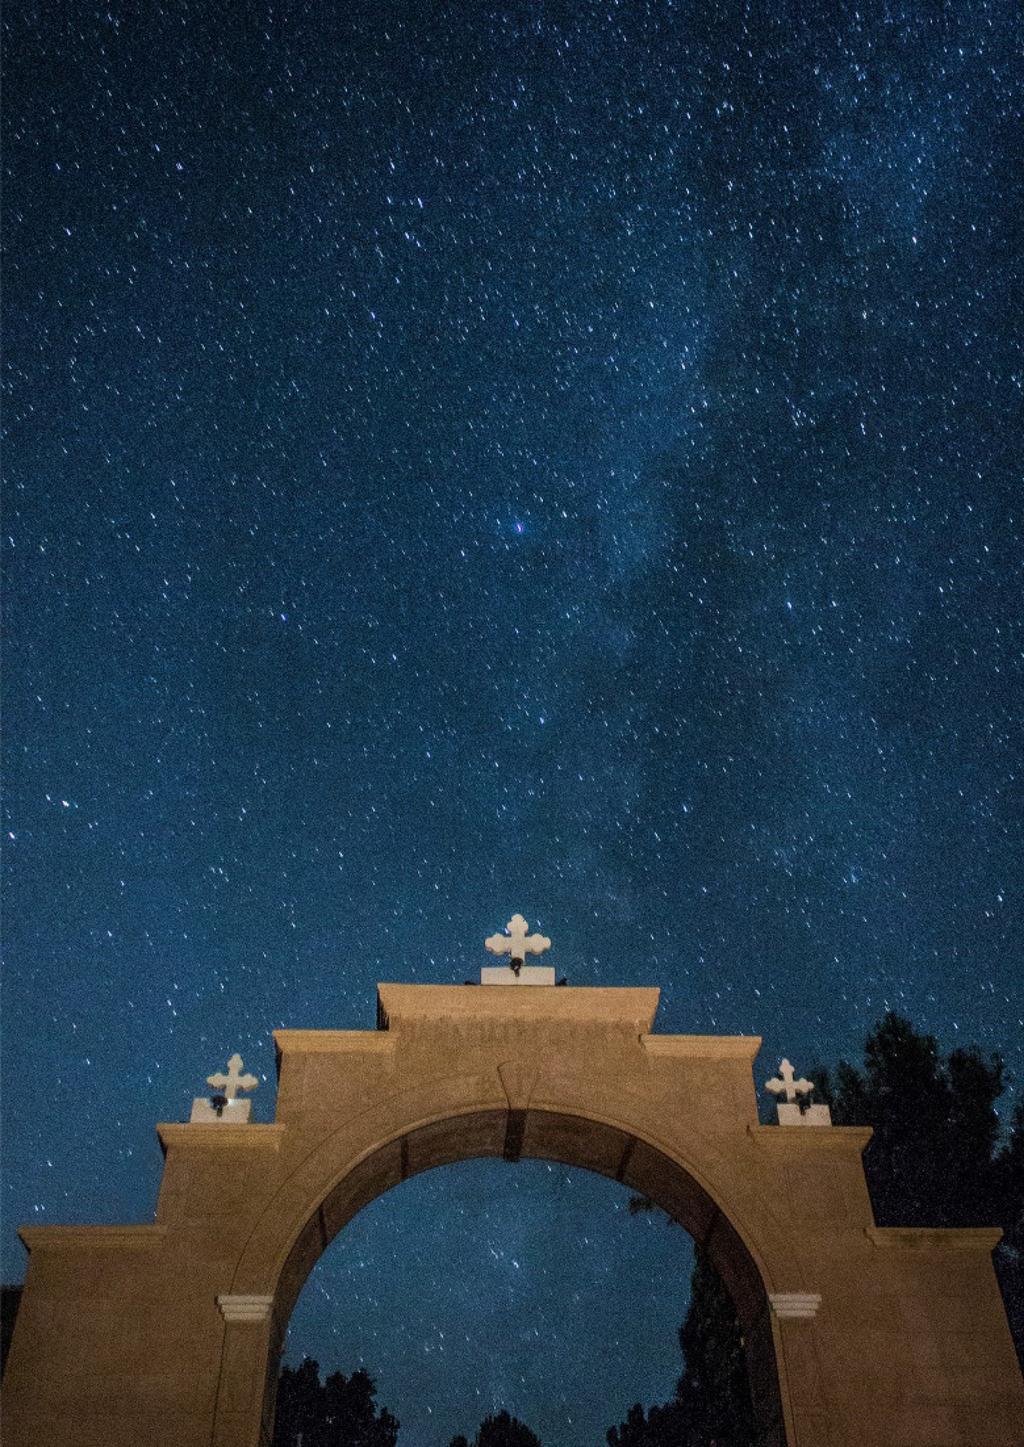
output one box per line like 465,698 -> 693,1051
189,1053 -> 259,1123
482,913 -> 554,984
766,1058 -> 831,1126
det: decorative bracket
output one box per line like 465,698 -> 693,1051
768,1292 -> 822,1320
216,1294 -> 274,1324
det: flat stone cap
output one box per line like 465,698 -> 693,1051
377,984 -> 660,1033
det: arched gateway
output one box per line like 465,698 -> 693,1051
4,984 -> 1021,1446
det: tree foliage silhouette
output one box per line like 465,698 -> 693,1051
675,1248 -> 756,1445
607,1245 -> 755,1447
994,1098 -> 1024,1369
450,1409 -> 542,1447
273,1357 -> 399,1447
815,1011 -> 1004,1226
815,1010 -> 1022,1366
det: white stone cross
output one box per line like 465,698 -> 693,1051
485,913 -> 551,965
765,1058 -> 813,1105
207,1053 -> 259,1101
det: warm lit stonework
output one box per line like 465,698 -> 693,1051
3,984 -> 1020,1446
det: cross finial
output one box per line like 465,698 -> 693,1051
485,913 -> 551,968
765,1058 -> 813,1105
207,1053 -> 259,1102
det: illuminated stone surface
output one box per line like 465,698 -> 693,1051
4,984 -> 1020,1447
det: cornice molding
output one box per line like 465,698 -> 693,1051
376,984 -> 661,1034
157,1123 -> 286,1154
864,1226 -> 1003,1250
19,1225 -> 168,1252
274,1030 -> 396,1055
746,1123 -> 873,1152
641,1034 -> 761,1060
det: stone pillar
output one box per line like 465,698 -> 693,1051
211,1296 -> 279,1447
767,1292 -> 832,1446
2,1226 -> 220,1447
848,1227 -> 1018,1444
756,1227 -> 1018,1447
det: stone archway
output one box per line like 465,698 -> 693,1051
4,985 -> 1021,1447
268,1107 -> 783,1446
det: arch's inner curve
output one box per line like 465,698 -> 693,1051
272,1108 -> 783,1445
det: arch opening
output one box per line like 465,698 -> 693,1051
264,1109 -> 785,1447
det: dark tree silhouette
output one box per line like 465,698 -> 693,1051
606,1396 -> 684,1447
607,1242 -> 754,1447
815,1011 -> 1005,1228
993,1099 -> 1024,1370
1,1285 -> 24,1379
675,1248 -> 755,1445
451,1409 -> 542,1447
815,1010 -> 1021,1366
273,1357 -> 399,1447
274,1357 -> 323,1447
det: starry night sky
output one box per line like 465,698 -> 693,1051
3,2 -> 1022,1444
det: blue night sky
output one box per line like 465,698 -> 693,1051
3,3 -> 1021,1446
